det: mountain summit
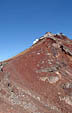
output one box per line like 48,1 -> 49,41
0,32 -> 72,113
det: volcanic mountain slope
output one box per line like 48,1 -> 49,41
0,32 -> 72,113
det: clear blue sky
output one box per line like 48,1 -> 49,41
0,0 -> 72,61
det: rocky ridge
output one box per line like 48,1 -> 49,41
0,32 -> 72,113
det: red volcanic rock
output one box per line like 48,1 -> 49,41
0,32 -> 72,113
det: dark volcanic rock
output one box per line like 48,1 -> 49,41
0,32 -> 72,113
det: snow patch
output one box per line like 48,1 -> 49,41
33,39 -> 39,44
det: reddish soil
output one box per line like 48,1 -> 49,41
0,32 -> 72,113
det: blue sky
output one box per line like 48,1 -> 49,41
0,0 -> 72,61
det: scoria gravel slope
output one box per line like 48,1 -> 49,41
0,32 -> 72,113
